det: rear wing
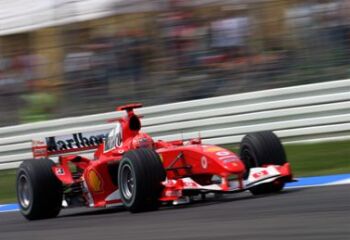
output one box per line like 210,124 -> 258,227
32,131 -> 109,159
32,103 -> 143,159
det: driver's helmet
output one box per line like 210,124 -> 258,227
132,133 -> 154,149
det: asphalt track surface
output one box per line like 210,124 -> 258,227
1,185 -> 349,240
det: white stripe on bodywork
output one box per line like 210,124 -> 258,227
105,190 -> 121,201
82,178 -> 95,207
181,177 -> 222,191
245,166 -> 281,187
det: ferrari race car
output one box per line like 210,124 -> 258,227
16,104 -> 293,220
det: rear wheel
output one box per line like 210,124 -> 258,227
240,131 -> 287,195
118,149 -> 166,212
16,159 -> 63,220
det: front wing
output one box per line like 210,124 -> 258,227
160,163 -> 293,201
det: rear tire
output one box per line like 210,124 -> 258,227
16,159 -> 63,220
118,149 -> 166,213
239,131 -> 287,195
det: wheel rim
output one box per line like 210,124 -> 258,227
18,175 -> 32,209
120,164 -> 135,200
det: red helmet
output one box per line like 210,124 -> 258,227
132,133 -> 154,149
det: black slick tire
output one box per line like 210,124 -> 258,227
16,159 -> 63,220
118,148 -> 166,213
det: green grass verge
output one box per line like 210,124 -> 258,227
284,141 -> 350,177
0,140 -> 349,204
0,169 -> 16,204
224,140 -> 350,177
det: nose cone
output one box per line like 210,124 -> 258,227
198,145 -> 246,175
221,157 -> 246,173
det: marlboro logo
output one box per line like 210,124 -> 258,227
46,132 -> 108,152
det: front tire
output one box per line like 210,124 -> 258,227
240,131 -> 287,195
118,149 -> 166,213
16,159 -> 63,220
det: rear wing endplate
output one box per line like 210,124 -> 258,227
32,131 -> 109,158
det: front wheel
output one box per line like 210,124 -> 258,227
118,148 -> 166,213
240,131 -> 287,195
16,159 -> 63,220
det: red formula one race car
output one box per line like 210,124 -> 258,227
16,104 -> 293,220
